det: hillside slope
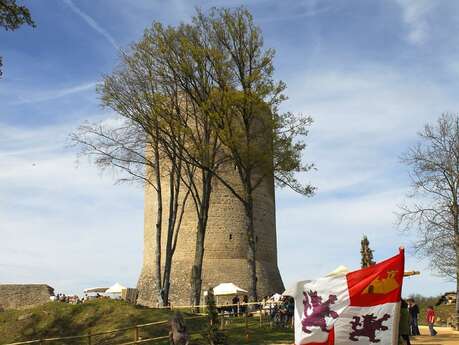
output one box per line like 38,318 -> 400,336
0,299 -> 205,344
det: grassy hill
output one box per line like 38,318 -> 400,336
0,299 -> 204,344
0,299 -> 293,345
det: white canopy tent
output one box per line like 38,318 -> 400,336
83,287 -> 108,294
282,266 -> 349,297
271,293 -> 283,302
106,282 -> 127,294
212,283 -> 248,306
213,283 -> 248,296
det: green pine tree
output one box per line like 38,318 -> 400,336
361,235 -> 376,268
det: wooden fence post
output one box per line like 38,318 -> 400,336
259,309 -> 262,328
134,326 -> 139,342
245,307 -> 249,341
220,313 -> 224,330
87,330 -> 92,345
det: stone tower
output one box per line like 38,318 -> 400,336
137,163 -> 284,306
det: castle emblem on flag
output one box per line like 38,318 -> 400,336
363,270 -> 399,295
348,313 -> 391,343
302,290 -> 339,333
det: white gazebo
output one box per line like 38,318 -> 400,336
213,283 -> 248,296
105,282 -> 127,299
212,283 -> 248,305
83,287 -> 109,294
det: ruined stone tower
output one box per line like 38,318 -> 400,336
137,163 -> 284,306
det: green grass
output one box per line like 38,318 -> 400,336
0,300 -> 294,345
0,299 -> 202,344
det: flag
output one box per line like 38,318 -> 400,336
290,249 -> 404,345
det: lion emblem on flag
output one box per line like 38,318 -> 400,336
301,290 -> 339,333
349,313 -> 390,343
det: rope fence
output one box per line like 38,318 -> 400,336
2,301 -> 286,345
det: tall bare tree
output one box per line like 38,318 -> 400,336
128,23 -> 228,307
75,6 -> 314,306
398,113 -> 459,329
190,8 -> 315,302
139,7 -> 315,303
72,74 -> 190,307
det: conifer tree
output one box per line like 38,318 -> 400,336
360,235 -> 375,268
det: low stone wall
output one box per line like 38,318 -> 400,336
0,284 -> 54,310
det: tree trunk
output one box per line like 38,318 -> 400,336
162,158 -> 182,306
244,188 -> 257,302
153,138 -> 163,307
455,231 -> 459,330
190,171 -> 212,308
453,202 -> 459,330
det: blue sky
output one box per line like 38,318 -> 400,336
1,0 -> 457,297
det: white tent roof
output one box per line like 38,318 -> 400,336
106,282 -> 127,294
84,287 -> 109,293
271,293 -> 283,301
282,266 -> 350,297
213,283 -> 248,296
326,265 -> 349,277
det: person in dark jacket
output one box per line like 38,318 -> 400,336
407,298 -> 420,336
399,299 -> 411,345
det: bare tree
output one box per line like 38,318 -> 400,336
190,7 -> 315,302
72,105 -> 190,307
398,113 -> 459,329
75,6 -> 314,306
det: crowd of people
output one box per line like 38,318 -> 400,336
50,292 -> 109,304
264,295 -> 295,328
215,294 -> 295,328
399,298 -> 438,345
50,293 -> 82,304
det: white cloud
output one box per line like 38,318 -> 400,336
394,0 -> 434,45
275,66 -> 457,296
63,0 -> 119,50
0,81 -> 98,106
0,122 -> 144,294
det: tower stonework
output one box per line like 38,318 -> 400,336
137,165 -> 284,306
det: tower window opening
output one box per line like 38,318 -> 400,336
229,234 -> 232,240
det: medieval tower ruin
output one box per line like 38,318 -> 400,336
137,160 -> 284,306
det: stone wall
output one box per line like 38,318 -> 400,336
0,284 -> 54,310
137,160 -> 284,306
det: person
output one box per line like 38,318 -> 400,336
399,299 -> 411,345
241,295 -> 248,315
231,295 -> 240,316
407,298 -> 420,336
287,297 -> 295,328
169,312 -> 189,345
426,306 -> 437,336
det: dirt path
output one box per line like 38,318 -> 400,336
272,326 -> 459,345
412,326 -> 459,345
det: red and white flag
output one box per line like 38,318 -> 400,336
288,249 -> 404,345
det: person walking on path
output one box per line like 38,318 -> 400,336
426,306 -> 437,336
407,298 -> 420,336
399,299 -> 411,345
